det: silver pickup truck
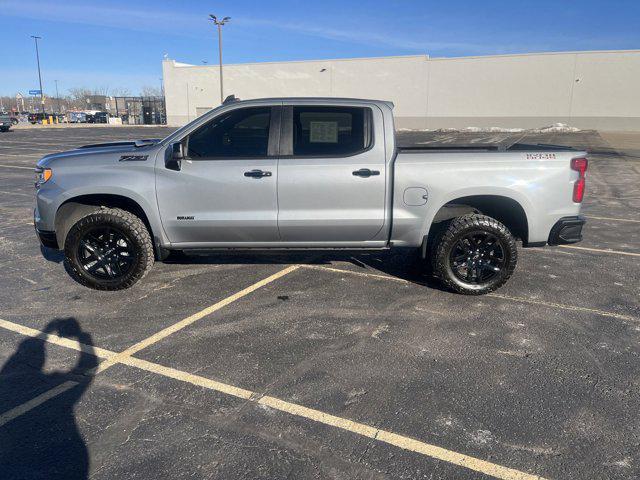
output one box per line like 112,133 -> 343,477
34,97 -> 587,294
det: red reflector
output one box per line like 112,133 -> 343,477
573,177 -> 586,203
571,157 -> 588,175
571,157 -> 588,203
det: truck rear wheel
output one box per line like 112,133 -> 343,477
63,208 -> 154,290
431,214 -> 517,295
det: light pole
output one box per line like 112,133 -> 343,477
30,35 -> 45,112
209,14 -> 230,104
54,80 -> 61,114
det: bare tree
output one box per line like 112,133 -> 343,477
92,86 -> 110,96
140,85 -> 162,97
111,87 -> 131,97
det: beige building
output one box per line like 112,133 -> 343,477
162,50 -> 640,131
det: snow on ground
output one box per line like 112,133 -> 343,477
398,123 -> 581,133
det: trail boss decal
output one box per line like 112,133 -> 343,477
526,153 -> 556,160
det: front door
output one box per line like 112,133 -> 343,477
156,106 -> 281,244
277,105 -> 387,243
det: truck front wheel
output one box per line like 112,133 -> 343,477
63,208 -> 155,290
431,214 -> 517,295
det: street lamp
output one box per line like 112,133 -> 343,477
209,14 -> 231,104
54,80 -> 61,114
30,35 -> 45,112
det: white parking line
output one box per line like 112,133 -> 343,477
0,164 -> 35,170
301,265 -> 639,322
0,316 -> 547,480
0,147 -> 58,154
0,265 -> 299,424
584,215 -> 640,223
0,152 -> 41,158
558,245 -> 640,257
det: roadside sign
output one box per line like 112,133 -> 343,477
29,90 -> 42,95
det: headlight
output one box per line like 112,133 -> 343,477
35,167 -> 52,188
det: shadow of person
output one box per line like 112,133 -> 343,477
0,318 -> 97,480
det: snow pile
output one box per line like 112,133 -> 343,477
531,123 -> 581,133
398,123 -> 581,133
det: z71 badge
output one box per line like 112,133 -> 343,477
119,155 -> 148,162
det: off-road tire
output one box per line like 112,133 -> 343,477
64,208 -> 154,290
431,214 -> 517,295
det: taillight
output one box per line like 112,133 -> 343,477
570,157 -> 588,203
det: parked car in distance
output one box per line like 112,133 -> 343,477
0,112 -> 12,131
28,112 -> 46,124
68,111 -> 87,123
93,112 -> 110,124
34,96 -> 588,294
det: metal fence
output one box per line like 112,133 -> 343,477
113,96 -> 166,125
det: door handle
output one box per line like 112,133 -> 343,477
244,169 -> 272,178
352,168 -> 380,178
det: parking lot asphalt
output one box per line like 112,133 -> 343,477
0,126 -> 639,479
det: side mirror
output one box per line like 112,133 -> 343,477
165,142 -> 184,171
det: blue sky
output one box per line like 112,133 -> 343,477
2,0 -> 639,96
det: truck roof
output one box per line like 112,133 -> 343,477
223,96 -> 395,110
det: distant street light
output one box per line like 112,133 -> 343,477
209,14 -> 231,103
54,80 -> 61,114
30,35 -> 45,112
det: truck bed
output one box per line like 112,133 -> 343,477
397,143 -> 581,153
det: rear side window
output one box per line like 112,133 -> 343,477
187,107 -> 271,158
292,106 -> 372,156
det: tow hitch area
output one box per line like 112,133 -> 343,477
548,216 -> 586,245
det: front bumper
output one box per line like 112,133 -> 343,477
548,216 -> 585,245
35,227 -> 59,249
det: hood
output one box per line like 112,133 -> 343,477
37,139 -> 161,167
78,138 -> 160,149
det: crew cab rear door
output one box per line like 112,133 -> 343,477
156,105 -> 281,244
277,103 -> 387,243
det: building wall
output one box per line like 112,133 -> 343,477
162,50 -> 640,131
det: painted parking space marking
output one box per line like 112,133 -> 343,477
0,316 -> 546,480
0,319 -> 115,426
584,215 -> 640,223
0,152 -> 41,158
0,145 -> 59,153
0,164 -> 36,170
0,140 -> 83,148
0,380 -> 79,427
559,245 -> 640,257
301,265 -> 638,322
93,264 -> 300,373
486,294 -> 638,322
0,265 -> 299,424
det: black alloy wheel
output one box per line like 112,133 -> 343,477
449,231 -> 506,284
76,226 -> 137,280
431,214 -> 518,295
64,208 -> 155,290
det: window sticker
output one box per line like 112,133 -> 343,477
309,121 -> 338,143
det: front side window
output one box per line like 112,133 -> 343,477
187,107 -> 271,158
292,106 -> 371,156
